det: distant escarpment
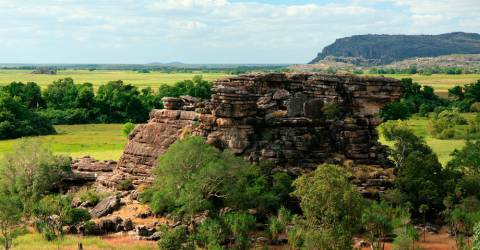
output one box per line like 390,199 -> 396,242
109,73 -> 403,187
310,32 -> 480,65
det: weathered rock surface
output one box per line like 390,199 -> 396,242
90,195 -> 121,218
73,156 -> 116,172
113,73 -> 403,185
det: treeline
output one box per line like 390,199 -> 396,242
0,76 -> 212,140
380,78 -> 480,120
369,66 -> 480,75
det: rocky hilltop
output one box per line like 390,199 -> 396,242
110,73 -> 403,186
310,32 -> 480,65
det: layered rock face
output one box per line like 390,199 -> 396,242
113,73 -> 402,186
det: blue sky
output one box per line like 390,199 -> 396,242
0,0 -> 478,64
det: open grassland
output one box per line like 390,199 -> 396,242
14,233 -> 156,250
0,69 -> 229,89
379,116 -> 465,166
371,73 -> 480,96
0,124 -> 126,161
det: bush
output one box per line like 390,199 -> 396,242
322,102 -> 345,120
158,225 -> 194,250
123,122 -> 135,137
0,139 -> 71,203
83,221 -> 100,236
471,102 -> 480,112
33,195 -> 90,241
118,179 -> 134,191
38,108 -> 92,124
143,136 -> 279,216
474,222 -> 480,250
427,109 -> 468,139
221,212 -> 256,249
292,164 -> 364,250
195,218 -> 227,248
76,187 -> 109,206
380,101 -> 411,120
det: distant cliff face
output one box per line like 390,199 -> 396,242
310,32 -> 480,65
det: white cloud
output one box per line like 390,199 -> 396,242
0,0 -> 477,63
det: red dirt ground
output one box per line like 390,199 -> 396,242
360,227 -> 458,250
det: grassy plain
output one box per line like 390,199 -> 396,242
371,73 -> 480,96
0,124 -> 126,161
0,69 -> 229,89
379,116 -> 465,166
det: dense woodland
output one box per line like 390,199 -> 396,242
0,76 -> 213,139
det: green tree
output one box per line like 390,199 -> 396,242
379,120 -> 432,168
95,80 -> 149,123
0,139 -> 71,204
33,195 -> 90,242
362,201 -> 404,250
380,120 -> 447,218
43,78 -> 79,109
0,91 -> 55,139
0,193 -> 26,250
379,101 -> 411,121
1,81 -> 45,109
448,140 -> 480,175
142,136 -> 278,216
292,164 -> 364,250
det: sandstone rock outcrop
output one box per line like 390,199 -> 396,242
90,195 -> 121,218
113,73 -> 403,186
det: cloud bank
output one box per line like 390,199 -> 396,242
0,0 -> 478,63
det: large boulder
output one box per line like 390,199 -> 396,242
90,195 -> 120,218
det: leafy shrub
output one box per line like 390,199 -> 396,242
322,102 -> 345,120
221,212 -> 256,249
0,139 -> 71,203
118,179 -> 134,191
158,225 -> 194,250
362,201 -> 409,250
123,122 -> 135,137
267,216 -> 284,243
0,193 -> 26,250
38,108 -> 92,124
287,225 -> 304,249
427,109 -> 468,139
76,187 -> 109,206
142,136 -> 279,216
83,221 -> 100,236
292,164 -> 364,250
473,222 -> 480,250
195,218 -> 227,248
471,102 -> 480,112
380,101 -> 411,120
33,195 -> 90,241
